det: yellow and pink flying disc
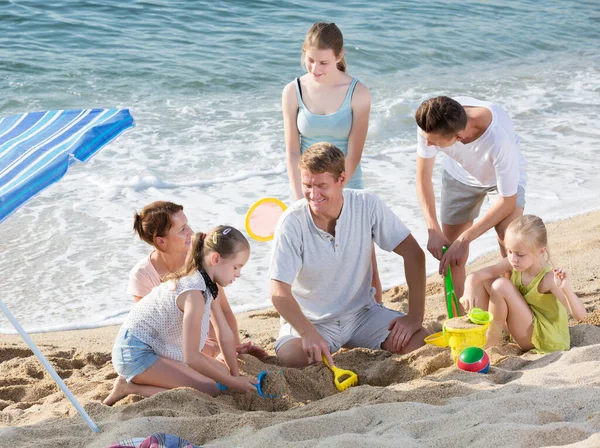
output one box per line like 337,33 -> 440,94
244,197 -> 287,242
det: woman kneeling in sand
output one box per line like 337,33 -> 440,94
104,226 -> 257,405
128,200 -> 266,359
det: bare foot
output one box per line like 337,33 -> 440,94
103,376 -> 130,406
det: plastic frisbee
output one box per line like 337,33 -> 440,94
244,197 -> 287,242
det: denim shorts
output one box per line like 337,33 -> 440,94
112,326 -> 159,383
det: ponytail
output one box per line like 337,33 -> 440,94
163,226 -> 249,285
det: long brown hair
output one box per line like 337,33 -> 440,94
163,225 -> 249,284
301,22 -> 346,72
133,201 -> 183,247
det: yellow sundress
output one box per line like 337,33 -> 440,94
511,266 -> 570,353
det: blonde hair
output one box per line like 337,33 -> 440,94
163,226 -> 249,284
299,142 -> 346,180
506,215 -> 552,263
301,22 -> 346,72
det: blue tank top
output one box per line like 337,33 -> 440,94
295,77 -> 364,189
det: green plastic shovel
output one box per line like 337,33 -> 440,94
442,246 -> 461,319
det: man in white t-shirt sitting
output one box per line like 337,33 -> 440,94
415,96 -> 527,300
270,142 -> 428,368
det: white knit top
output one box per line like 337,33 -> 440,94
123,270 -> 213,362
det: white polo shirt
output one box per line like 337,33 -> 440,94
269,189 -> 411,323
417,96 -> 527,197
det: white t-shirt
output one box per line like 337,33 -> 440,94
417,96 -> 527,196
269,189 -> 411,323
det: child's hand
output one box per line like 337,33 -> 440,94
229,375 -> 258,393
553,268 -> 569,289
460,290 -> 477,312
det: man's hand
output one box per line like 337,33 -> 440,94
301,328 -> 333,366
427,229 -> 451,260
387,314 -> 422,352
439,237 -> 469,275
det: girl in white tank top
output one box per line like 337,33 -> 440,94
103,226 -> 258,406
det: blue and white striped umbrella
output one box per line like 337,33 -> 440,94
0,108 -> 134,223
0,107 -> 134,432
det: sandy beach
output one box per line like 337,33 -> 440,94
1,211 -> 599,448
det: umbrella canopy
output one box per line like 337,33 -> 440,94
1,108 -> 134,223
0,107 -> 134,432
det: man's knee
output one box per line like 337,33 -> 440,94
275,339 -> 310,368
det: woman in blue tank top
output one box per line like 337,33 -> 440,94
282,22 -> 382,302
282,22 -> 370,198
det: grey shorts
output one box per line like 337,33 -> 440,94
441,170 -> 526,226
275,303 -> 404,354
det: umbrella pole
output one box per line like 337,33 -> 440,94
0,299 -> 100,433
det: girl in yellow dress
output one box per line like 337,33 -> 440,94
461,215 -> 586,352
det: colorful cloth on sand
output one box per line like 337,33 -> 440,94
106,432 -> 201,448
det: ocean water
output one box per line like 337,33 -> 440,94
0,0 -> 598,333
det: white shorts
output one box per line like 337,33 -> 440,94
275,303 -> 404,354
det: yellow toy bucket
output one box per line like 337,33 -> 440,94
443,322 -> 489,362
424,309 -> 493,362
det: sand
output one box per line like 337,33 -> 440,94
1,211 -> 599,447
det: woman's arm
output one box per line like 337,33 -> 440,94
217,285 -> 241,345
217,285 -> 269,359
345,82 -> 371,184
282,81 -> 303,200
